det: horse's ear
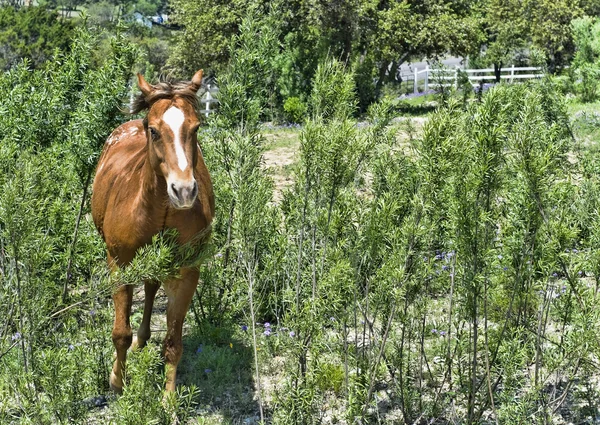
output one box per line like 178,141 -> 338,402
137,73 -> 153,98
190,69 -> 203,93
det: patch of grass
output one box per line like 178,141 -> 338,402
567,99 -> 600,116
262,126 -> 301,151
394,94 -> 438,116
176,322 -> 257,420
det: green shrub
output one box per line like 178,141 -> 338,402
283,96 -> 307,124
575,63 -> 600,102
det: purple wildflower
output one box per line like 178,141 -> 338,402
439,331 -> 447,336
289,331 -> 295,337
68,344 -> 74,351
241,325 -> 248,332
431,329 -> 438,334
11,332 -> 21,341
89,309 -> 96,317
204,368 -> 212,374
552,272 -> 558,278
196,345 -> 203,354
442,265 -> 449,271
264,322 -> 271,328
264,329 -> 271,336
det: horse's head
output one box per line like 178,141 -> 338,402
136,70 -> 204,210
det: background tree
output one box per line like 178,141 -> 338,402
0,6 -> 75,70
528,0 -> 582,72
476,0 -> 528,81
167,0 -> 259,77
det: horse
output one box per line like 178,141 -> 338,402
91,70 -> 214,393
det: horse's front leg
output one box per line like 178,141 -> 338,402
110,284 -> 134,393
162,267 -> 199,391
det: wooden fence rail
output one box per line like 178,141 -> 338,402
409,65 -> 544,94
199,84 -> 219,117
191,66 -> 542,114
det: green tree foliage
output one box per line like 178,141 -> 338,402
167,0 -> 258,77
477,0 -> 528,80
477,0 -> 586,75
528,0 -> 580,72
0,6 -> 75,70
168,0 -> 482,111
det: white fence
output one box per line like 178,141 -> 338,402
199,84 -> 219,117
408,65 -> 544,94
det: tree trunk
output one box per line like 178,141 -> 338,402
493,63 -> 502,83
374,61 -> 390,99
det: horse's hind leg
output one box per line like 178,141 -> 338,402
132,280 -> 160,350
110,284 -> 134,393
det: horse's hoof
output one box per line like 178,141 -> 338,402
110,371 -> 123,394
109,382 -> 123,394
131,335 -> 149,352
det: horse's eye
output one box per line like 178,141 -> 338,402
149,127 -> 159,140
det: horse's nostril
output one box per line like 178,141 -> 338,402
192,181 -> 198,197
171,183 -> 179,198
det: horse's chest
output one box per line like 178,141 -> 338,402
163,209 -> 207,242
103,207 -> 163,257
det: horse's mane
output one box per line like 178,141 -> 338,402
131,78 -> 200,114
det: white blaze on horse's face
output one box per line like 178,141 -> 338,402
163,107 -> 188,171
162,106 -> 198,210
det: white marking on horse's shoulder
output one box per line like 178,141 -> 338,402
163,106 -> 187,171
129,127 -> 138,136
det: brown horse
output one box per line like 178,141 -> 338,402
91,70 -> 214,393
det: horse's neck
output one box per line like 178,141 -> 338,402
138,155 -> 168,208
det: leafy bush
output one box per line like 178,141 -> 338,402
283,96 -> 307,124
571,16 -> 600,102
575,63 -> 600,102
